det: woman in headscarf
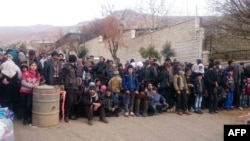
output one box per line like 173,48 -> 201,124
0,51 -> 22,110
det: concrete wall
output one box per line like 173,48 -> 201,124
204,32 -> 250,62
85,18 -> 204,65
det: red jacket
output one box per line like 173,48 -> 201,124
20,70 -> 40,94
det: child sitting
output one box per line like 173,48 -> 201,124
102,88 -> 120,117
148,86 -> 168,115
99,85 -> 107,96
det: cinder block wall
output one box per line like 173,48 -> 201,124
85,18 -> 203,65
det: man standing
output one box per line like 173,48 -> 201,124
95,56 -> 106,84
44,51 -> 62,85
143,56 -> 158,86
204,62 -> 218,114
61,55 -> 78,122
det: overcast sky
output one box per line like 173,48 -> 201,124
0,0 -> 208,26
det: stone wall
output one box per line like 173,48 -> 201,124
204,32 -> 250,62
85,18 -> 204,65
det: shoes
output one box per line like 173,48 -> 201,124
129,112 -> 135,116
70,115 -> 77,120
177,111 -> 183,115
161,106 -> 168,111
115,113 -> 119,117
27,118 -> 32,124
148,113 -> 154,116
88,120 -> 93,125
23,120 -> 28,125
142,113 -> 148,117
100,118 -> 109,123
135,113 -> 141,117
239,107 -> 243,110
183,111 -> 191,115
214,111 -> 218,113
195,111 -> 203,114
125,112 -> 129,117
64,117 -> 69,123
209,112 -> 214,114
198,111 -> 203,114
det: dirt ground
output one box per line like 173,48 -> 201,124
13,109 -> 249,141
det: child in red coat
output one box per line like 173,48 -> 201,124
20,62 -> 40,125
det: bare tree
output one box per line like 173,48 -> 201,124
134,0 -> 174,30
87,4 -> 127,66
209,0 -> 250,37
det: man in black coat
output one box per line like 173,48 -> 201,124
204,62 -> 218,114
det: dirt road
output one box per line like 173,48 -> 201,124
14,109 -> 248,141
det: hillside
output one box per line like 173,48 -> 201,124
0,9 -> 197,45
0,25 -> 76,44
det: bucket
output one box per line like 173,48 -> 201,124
32,85 -> 60,127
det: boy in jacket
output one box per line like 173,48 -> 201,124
122,65 -> 139,117
193,73 -> 205,114
149,86 -> 168,115
102,88 -> 120,117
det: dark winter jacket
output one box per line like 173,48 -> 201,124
193,79 -> 206,94
82,92 -> 104,106
95,61 -> 106,74
143,65 -> 157,84
157,66 -> 170,90
122,73 -> 139,91
61,63 -> 78,89
102,95 -> 118,109
204,69 -> 217,88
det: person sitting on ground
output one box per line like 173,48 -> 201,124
102,88 -> 120,117
148,86 -> 168,115
99,84 -> 107,96
134,83 -> 150,117
82,85 -> 108,125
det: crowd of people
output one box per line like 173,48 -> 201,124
0,48 -> 250,126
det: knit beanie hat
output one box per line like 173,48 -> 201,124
18,52 -> 26,59
127,64 -> 134,69
89,82 -> 95,87
89,85 -> 96,91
